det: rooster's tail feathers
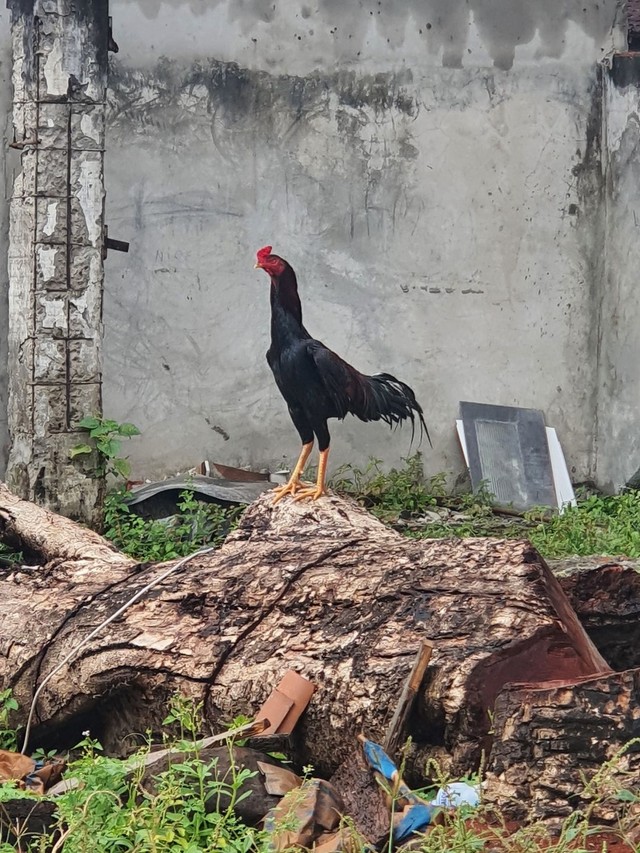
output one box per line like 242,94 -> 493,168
353,372 -> 431,447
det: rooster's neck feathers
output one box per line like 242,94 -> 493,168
270,262 -> 306,345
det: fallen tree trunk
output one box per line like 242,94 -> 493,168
0,483 -> 615,802
486,668 -> 640,829
555,557 -> 640,672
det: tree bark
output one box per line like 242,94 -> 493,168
0,483 -> 612,794
485,669 -> 640,828
555,558 -> 640,672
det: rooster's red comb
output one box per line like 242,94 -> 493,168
256,245 -> 273,262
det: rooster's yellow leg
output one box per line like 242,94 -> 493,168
272,442 -> 313,503
292,448 -> 329,502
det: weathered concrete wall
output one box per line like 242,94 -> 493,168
596,57 -> 640,490
0,10 -> 12,477
0,4 -> 628,487
102,0 -> 624,483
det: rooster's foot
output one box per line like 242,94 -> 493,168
292,485 -> 327,502
272,479 -> 314,503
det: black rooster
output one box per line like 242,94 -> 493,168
255,246 -> 430,502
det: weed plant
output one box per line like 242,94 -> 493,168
0,693 -> 638,851
332,455 -> 640,560
103,489 -> 243,562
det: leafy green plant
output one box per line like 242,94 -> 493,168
102,488 -> 243,561
69,416 -> 141,479
162,694 -> 204,746
221,714 -> 289,762
331,454 -> 439,521
0,542 -> 23,566
44,704 -> 267,853
221,713 -> 254,748
0,688 -> 19,751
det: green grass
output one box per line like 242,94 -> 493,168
412,491 -> 640,560
331,455 -> 640,561
526,491 -> 640,558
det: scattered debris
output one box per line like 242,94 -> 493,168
257,761 -> 302,796
356,735 -> 473,845
0,749 -> 65,794
393,801 -> 436,843
0,749 -> 34,784
255,670 -> 316,736
431,781 -> 480,808
265,778 -> 345,850
0,677 -> 483,853
123,458 -> 295,518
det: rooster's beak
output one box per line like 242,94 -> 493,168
254,263 -> 261,269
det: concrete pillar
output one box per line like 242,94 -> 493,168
6,0 -> 109,524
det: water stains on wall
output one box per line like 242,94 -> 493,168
108,57 -> 419,144
128,0 -> 620,70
